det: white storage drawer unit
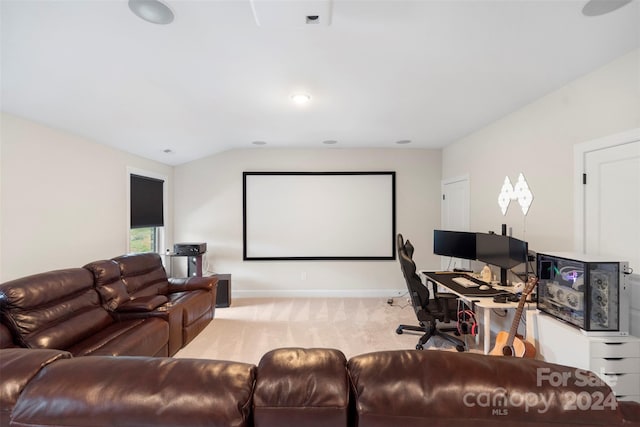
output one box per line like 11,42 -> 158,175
535,312 -> 640,402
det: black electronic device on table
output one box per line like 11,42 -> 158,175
476,231 -> 528,286
432,225 -> 529,288
475,233 -> 527,270
171,243 -> 207,277
173,242 -> 207,256
433,230 -> 476,260
493,293 -> 520,303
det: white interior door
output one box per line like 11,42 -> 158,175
584,141 -> 640,267
579,131 -> 640,337
441,175 -> 470,271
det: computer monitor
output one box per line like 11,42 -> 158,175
433,230 -> 476,260
475,233 -> 528,269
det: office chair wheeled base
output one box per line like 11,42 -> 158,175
396,323 -> 466,352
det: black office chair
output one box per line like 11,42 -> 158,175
395,233 -> 466,352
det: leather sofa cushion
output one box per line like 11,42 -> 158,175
0,348 -> 71,427
67,317 -> 168,357
0,323 -> 16,348
84,260 -> 131,310
348,350 -> 625,427
254,348 -> 349,427
10,356 -> 256,427
0,269 -> 114,349
97,281 -> 130,311
112,253 -> 170,297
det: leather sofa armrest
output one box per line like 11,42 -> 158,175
115,295 -> 168,312
168,276 -> 218,293
254,348 -> 350,427
0,348 -> 71,425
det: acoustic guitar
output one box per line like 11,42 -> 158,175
489,277 -> 537,358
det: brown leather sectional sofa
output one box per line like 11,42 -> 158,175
1,347 -> 639,427
0,253 -> 217,357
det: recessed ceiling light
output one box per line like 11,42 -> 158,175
290,93 -> 311,105
128,0 -> 175,25
582,0 -> 632,16
252,141 -> 267,146
395,139 -> 412,145
322,140 -> 338,145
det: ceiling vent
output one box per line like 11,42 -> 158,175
250,0 -> 333,27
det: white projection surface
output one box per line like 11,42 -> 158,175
243,172 -> 396,260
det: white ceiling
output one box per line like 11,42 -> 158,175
2,0 -> 639,166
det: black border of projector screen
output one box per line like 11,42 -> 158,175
243,171 -> 396,261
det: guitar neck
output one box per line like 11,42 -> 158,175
505,295 -> 527,347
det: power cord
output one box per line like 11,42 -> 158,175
387,292 -> 411,309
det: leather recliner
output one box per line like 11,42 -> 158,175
2,347 -> 639,427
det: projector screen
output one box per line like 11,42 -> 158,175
243,172 -> 396,260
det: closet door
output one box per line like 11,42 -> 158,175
441,176 -> 470,271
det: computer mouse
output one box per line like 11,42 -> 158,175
479,284 -> 491,291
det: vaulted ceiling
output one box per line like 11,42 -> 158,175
2,0 -> 638,165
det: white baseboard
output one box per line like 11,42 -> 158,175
232,288 -> 407,299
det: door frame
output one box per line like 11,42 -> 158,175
573,128 -> 640,253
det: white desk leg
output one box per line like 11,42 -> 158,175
483,308 -> 491,354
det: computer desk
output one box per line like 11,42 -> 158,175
420,271 -> 536,354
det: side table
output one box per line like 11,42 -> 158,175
214,273 -> 231,308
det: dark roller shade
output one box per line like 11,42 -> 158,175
130,174 -> 164,228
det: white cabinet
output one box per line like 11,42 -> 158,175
534,312 -> 640,402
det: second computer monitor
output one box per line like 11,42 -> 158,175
475,233 -> 528,269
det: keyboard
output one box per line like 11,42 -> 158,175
452,277 -> 480,288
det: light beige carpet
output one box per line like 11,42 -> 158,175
174,297 -> 478,364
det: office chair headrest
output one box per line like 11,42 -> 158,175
404,240 -> 414,258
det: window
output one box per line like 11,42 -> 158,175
130,227 -> 159,253
130,173 -> 165,253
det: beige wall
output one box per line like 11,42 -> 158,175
0,113 -> 174,281
174,148 -> 442,296
442,49 -> 640,336
2,49 -> 638,300
442,49 -> 640,254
